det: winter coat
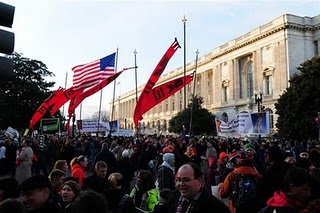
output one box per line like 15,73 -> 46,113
82,172 -> 109,193
15,146 -> 33,183
169,188 -> 230,213
104,188 -> 136,213
256,163 -> 288,210
117,157 -> 135,194
258,191 -> 306,213
157,165 -> 175,190
95,149 -> 118,176
130,187 -> 159,213
71,164 -> 86,186
219,165 -> 261,213
28,194 -> 64,213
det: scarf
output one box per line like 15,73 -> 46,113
176,189 -> 202,213
161,161 -> 175,174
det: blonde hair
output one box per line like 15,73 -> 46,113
70,157 -> 78,167
108,173 -> 123,189
53,160 -> 67,172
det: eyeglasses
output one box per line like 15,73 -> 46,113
175,177 -> 195,184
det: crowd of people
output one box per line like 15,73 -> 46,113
0,133 -> 320,213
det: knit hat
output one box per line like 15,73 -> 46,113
63,180 -> 81,197
299,152 -> 309,159
163,145 -> 174,153
21,175 -> 52,192
244,143 -> 256,153
239,150 -> 254,163
226,151 -> 240,169
229,151 -> 240,161
296,157 -> 313,170
163,147 -> 172,153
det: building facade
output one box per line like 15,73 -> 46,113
111,14 -> 320,135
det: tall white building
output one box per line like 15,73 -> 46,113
111,14 -> 320,135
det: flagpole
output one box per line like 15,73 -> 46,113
189,50 -> 199,136
62,72 -> 68,116
182,15 -> 187,137
97,89 -> 103,136
110,48 -> 119,135
80,103 -> 82,120
134,49 -> 138,103
134,49 -> 138,135
79,103 -> 82,135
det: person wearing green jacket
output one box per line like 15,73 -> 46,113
130,170 -> 159,212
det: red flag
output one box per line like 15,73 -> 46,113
29,88 -> 64,129
139,74 -> 193,117
68,70 -> 126,114
50,87 -> 84,116
72,52 -> 116,90
133,38 -> 180,127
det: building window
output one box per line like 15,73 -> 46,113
172,101 -> 175,110
267,108 -> 274,129
222,112 -> 228,122
264,75 -> 273,95
247,62 -> 253,98
222,87 -> 228,102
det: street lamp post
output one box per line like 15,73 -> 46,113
254,91 -> 263,143
255,92 -> 263,112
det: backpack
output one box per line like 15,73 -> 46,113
112,194 -> 131,213
232,172 -> 257,209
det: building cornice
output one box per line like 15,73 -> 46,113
211,21 -> 320,60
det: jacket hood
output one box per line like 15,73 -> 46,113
267,191 -> 305,210
234,166 -> 259,176
163,153 -> 174,165
219,152 -> 228,163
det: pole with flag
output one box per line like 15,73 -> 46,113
97,85 -> 103,136
110,48 -> 119,135
62,72 -> 68,116
189,50 -> 199,136
182,15 -> 187,137
134,49 -> 138,135
67,52 -> 117,138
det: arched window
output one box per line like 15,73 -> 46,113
222,112 -> 228,123
247,62 -> 254,98
239,56 -> 253,99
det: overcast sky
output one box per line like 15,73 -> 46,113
3,0 -> 319,119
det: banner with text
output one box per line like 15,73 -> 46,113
216,112 -> 270,137
77,119 -> 108,133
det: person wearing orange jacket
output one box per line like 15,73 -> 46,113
219,150 -> 261,213
71,155 -> 88,187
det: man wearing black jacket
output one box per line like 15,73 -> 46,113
170,162 -> 230,213
21,175 -> 63,213
82,161 -> 109,193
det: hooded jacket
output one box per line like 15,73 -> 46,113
71,164 -> 86,187
219,165 -> 261,213
157,153 -> 175,190
265,191 -> 305,213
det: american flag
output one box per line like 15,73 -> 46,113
72,52 -> 116,90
